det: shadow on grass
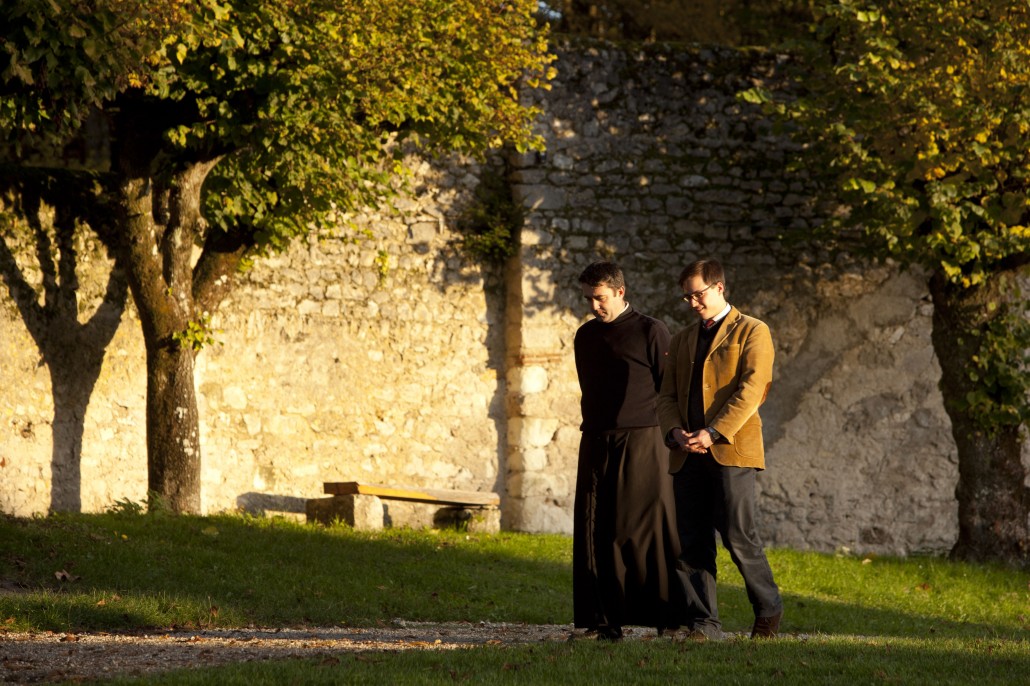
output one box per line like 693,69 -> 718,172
0,514 -> 1025,642
105,634 -> 1030,686
0,513 -> 570,631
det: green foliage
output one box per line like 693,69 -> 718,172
0,0 -> 555,252
961,307 -> 1030,430
457,169 -> 524,265
374,249 -> 390,284
757,0 -> 1030,289
743,1 -> 1030,434
171,315 -> 221,352
0,0 -> 227,152
105,498 -> 146,517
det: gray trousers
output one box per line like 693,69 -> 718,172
672,453 -> 782,630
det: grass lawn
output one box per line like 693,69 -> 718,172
1,511 -> 1027,684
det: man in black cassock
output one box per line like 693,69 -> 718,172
572,261 -> 684,641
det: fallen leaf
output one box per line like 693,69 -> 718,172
201,526 -> 219,537
60,634 -> 78,642
54,570 -> 79,582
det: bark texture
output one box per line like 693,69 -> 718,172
111,102 -> 226,513
929,270 -> 1030,567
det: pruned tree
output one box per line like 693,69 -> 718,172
0,0 -> 554,513
745,0 -> 1030,565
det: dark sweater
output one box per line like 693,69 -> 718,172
687,318 -> 723,431
574,305 -> 671,433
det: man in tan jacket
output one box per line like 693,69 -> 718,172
657,258 -> 783,640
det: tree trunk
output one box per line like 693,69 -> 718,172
144,335 -> 202,513
116,170 -> 203,513
929,270 -> 1030,566
112,116 -> 220,512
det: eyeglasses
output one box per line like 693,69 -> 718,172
682,283 -> 717,303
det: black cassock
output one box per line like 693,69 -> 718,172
573,306 -> 684,631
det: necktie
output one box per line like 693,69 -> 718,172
703,319 -> 716,329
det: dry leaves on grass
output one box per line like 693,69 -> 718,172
1,621 -> 618,684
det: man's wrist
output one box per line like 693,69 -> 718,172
705,427 -> 720,441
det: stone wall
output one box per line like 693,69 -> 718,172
501,43 -> 960,554
1,41 -> 995,556
0,158 -> 507,520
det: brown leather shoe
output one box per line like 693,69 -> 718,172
750,612 -> 782,639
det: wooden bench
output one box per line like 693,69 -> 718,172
324,482 -> 500,507
306,481 -> 501,532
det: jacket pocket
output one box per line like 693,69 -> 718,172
732,419 -> 764,459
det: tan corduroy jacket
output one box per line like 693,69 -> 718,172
657,306 -> 774,473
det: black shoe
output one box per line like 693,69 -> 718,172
596,625 -> 623,641
750,611 -> 782,639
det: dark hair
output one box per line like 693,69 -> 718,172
578,261 -> 625,290
678,259 -> 726,291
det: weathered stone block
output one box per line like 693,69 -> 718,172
509,416 -> 559,449
305,494 -> 384,530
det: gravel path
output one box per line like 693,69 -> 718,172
1,621 -> 671,683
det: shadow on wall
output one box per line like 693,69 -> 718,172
0,179 -> 127,514
415,156 -> 515,509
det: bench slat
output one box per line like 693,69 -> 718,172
324,482 -> 500,507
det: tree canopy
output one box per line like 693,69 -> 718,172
0,0 -> 554,512
745,0 -> 1030,564
3,0 -> 554,245
757,1 -> 1030,284
747,0 -> 1030,426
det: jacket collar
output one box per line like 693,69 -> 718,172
687,305 -> 740,357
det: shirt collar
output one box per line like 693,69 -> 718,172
709,303 -> 731,324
